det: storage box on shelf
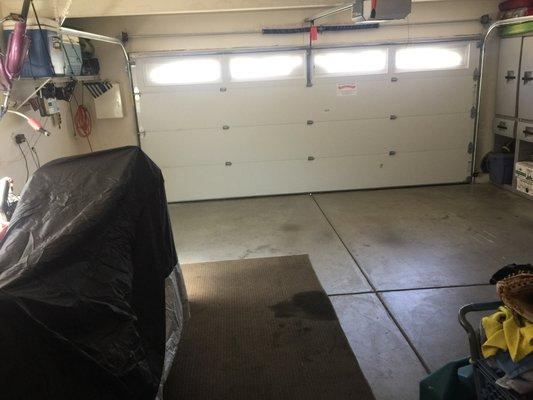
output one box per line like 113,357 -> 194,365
515,161 -> 533,195
516,160 -> 533,179
3,18 -> 82,78
516,177 -> 533,195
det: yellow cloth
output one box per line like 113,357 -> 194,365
482,306 -> 533,363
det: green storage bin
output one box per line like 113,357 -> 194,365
420,358 -> 476,400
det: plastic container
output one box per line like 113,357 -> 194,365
3,18 -> 81,77
488,153 -> 515,185
62,35 -> 82,76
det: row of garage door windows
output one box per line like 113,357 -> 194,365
143,42 -> 471,86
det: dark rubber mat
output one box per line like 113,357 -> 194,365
164,255 -> 375,400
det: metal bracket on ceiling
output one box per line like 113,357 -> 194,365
479,14 -> 492,28
305,2 -> 358,24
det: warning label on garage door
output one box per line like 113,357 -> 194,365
337,83 -> 357,96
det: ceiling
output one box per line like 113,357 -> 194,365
0,0 -> 481,19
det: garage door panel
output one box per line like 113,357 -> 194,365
139,76 -> 475,132
310,113 -> 473,156
139,84 -> 314,130
387,76 -> 475,115
306,80 -> 395,121
162,149 -> 470,202
142,113 -> 473,167
140,80 -> 395,131
138,90 -> 232,131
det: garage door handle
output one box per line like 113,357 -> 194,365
505,72 -> 516,81
522,71 -> 533,83
497,124 -> 507,130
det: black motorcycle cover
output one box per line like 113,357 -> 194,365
0,146 -> 177,400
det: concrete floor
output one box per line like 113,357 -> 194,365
169,183 -> 533,400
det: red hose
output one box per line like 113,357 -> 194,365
74,105 -> 92,138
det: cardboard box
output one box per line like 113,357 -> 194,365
515,161 -> 533,181
517,177 -> 533,196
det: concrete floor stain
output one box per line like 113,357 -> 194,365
270,291 -> 336,321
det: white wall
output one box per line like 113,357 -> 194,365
1,0 -> 477,19
0,81 -> 91,192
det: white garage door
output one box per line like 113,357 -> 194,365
131,41 -> 479,202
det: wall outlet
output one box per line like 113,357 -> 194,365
13,133 -> 26,144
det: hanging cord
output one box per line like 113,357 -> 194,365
17,143 -> 30,182
74,104 -> 91,137
25,140 -> 40,168
86,135 -> 93,152
69,85 -> 93,151
31,116 -> 49,148
31,146 -> 40,167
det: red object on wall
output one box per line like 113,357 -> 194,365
499,0 -> 533,11
310,25 -> 318,41
371,0 -> 377,18
74,105 -> 92,137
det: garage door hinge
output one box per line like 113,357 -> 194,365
129,60 -> 136,67
470,106 -> 477,119
468,142 -> 474,154
473,68 -> 480,81
138,131 -> 146,138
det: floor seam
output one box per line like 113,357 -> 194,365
328,291 -> 375,297
310,194 -> 432,374
328,283 -> 493,297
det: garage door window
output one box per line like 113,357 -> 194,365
145,57 -> 222,85
394,44 -> 469,72
229,53 -> 304,81
313,48 -> 388,76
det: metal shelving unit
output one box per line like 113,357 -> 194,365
19,75 -> 101,83
492,29 -> 533,198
